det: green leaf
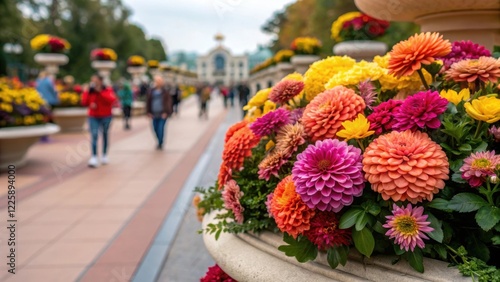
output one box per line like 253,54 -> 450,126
406,249 -> 424,273
458,144 -> 472,152
434,245 -> 447,260
339,208 -> 363,229
327,248 -> 341,269
393,244 -> 405,256
427,198 -> 452,212
451,172 -> 467,184
361,200 -> 381,216
426,212 -> 444,243
473,141 -> 488,153
336,245 -> 349,266
278,234 -> 318,263
355,212 -> 369,231
492,235 -> 500,245
352,228 -> 375,258
373,221 -> 386,234
448,193 -> 488,212
475,206 -> 500,231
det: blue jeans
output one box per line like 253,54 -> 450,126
152,117 -> 167,146
89,116 -> 112,156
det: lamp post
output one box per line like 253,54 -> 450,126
3,43 -> 24,79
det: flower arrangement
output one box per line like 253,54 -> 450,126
250,57 -> 275,74
331,11 -> 390,42
90,48 -> 118,61
290,37 -> 322,55
30,34 -> 70,53
180,85 -> 196,99
148,60 -> 159,68
57,92 -> 81,107
274,49 -> 295,63
196,32 -> 500,281
0,78 -> 50,127
127,55 -> 145,67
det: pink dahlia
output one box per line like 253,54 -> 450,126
383,204 -> 433,252
290,108 -> 304,124
490,126 -> 500,142
393,90 -> 448,131
222,180 -> 245,223
367,99 -> 403,135
200,264 -> 237,282
249,108 -> 289,137
258,150 -> 288,180
304,211 -> 351,251
357,80 -> 377,110
269,79 -> 305,104
440,40 -> 491,69
460,151 -> 500,187
266,192 -> 274,217
292,139 -> 365,212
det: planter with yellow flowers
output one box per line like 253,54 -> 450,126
127,55 -> 147,85
30,34 -> 70,75
91,48 -> 118,86
0,78 -> 60,170
290,37 -> 322,74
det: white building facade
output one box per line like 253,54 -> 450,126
196,37 -> 249,86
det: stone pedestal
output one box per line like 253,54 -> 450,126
290,55 -> 320,74
91,60 -> 116,86
0,124 -> 60,170
52,107 -> 88,132
333,41 -> 388,61
34,53 -> 69,75
127,66 -> 147,86
354,0 -> 500,51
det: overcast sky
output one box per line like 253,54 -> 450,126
123,0 -> 295,54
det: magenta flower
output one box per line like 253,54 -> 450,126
290,108 -> 304,124
440,40 -> 491,69
357,80 -> 377,110
292,139 -> 365,212
460,151 -> 500,187
265,192 -> 274,217
367,99 -> 403,135
269,79 -> 304,104
222,180 -> 245,223
200,264 -> 237,282
393,90 -> 448,132
304,211 -> 351,251
489,126 -> 500,142
383,204 -> 433,252
249,108 -> 289,137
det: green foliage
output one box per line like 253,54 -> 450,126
352,227 -> 374,258
326,246 -> 349,269
451,246 -> 500,282
447,193 -> 488,213
278,233 -> 318,263
406,249 -> 424,273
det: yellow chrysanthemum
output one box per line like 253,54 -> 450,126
274,49 -> 294,63
283,72 -> 304,82
331,11 -> 362,41
30,34 -> 50,50
439,89 -> 470,105
243,88 -> 271,110
304,56 -> 356,101
102,48 -> 118,61
336,113 -> 375,141
265,140 -> 275,151
325,61 -> 384,89
464,95 -> 500,123
374,54 -> 432,91
263,100 -> 276,114
128,55 -> 145,66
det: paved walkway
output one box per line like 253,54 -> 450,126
0,95 -> 228,282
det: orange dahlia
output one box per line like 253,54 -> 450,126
388,32 -> 451,78
217,163 -> 232,189
270,175 -> 315,238
445,56 -> 500,84
302,86 -> 366,141
225,120 -> 248,143
222,125 -> 260,172
363,130 -> 449,203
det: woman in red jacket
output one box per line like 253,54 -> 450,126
81,75 -> 117,168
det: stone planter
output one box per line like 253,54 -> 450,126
127,66 -> 147,86
52,107 -> 88,132
354,0 -> 500,51
34,53 -> 69,75
203,212 -> 470,282
91,60 -> 116,86
276,62 -> 295,79
0,124 -> 60,170
333,41 -> 388,61
290,55 -> 320,74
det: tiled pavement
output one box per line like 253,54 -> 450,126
0,95 -> 230,281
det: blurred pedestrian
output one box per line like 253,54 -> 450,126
238,83 -> 250,117
146,75 -> 173,150
117,79 -> 133,130
81,74 -> 117,168
171,83 -> 181,116
36,71 -> 59,108
199,84 -> 211,119
220,85 -> 229,108
228,84 -> 236,107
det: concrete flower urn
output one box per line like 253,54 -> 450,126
276,62 -> 295,80
34,53 -> 69,75
52,107 -> 88,132
149,68 -> 161,77
203,212 -> 470,282
91,60 -> 116,86
333,41 -> 388,61
290,55 -> 320,74
354,0 -> 500,51
0,124 -> 60,170
127,66 -> 147,86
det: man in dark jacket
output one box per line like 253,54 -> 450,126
146,75 -> 173,150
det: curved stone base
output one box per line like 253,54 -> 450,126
203,212 -> 470,282
333,41 -> 387,61
0,124 -> 60,170
291,55 -> 320,74
52,107 -> 88,132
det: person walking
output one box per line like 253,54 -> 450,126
81,74 -> 117,168
146,75 -> 173,150
238,83 -> 250,117
171,83 -> 181,116
117,80 -> 133,130
36,71 -> 59,107
199,84 -> 211,119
